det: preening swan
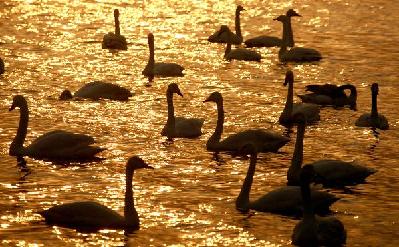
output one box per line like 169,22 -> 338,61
279,70 -> 320,126
39,156 -> 153,231
236,143 -> 339,216
208,5 -> 244,44
161,83 -> 204,139
224,43 -> 261,62
355,83 -> 389,130
204,92 -> 289,153
59,81 -> 133,101
9,95 -> 105,161
102,9 -> 128,50
245,9 -> 301,48
292,165 -> 346,246
0,57 -> 4,74
142,33 -> 184,77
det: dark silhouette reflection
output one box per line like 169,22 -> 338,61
145,74 -> 154,87
211,152 -> 226,165
16,156 -> 31,179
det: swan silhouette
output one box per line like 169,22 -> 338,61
292,165 -> 346,246
59,81 -> 133,101
39,156 -> 153,231
161,83 -> 204,139
298,84 -> 357,110
236,143 -> 339,216
279,71 -> 320,126
245,9 -> 301,48
355,83 -> 389,130
102,9 -> 128,50
0,57 -> 4,74
9,95 -> 105,161
224,43 -> 261,62
208,5 -> 244,44
142,33 -> 184,78
204,92 -> 289,153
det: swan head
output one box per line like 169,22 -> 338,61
236,5 -> 245,12
283,70 -> 294,86
59,90 -> 73,100
127,156 -> 154,172
300,165 -> 315,185
371,83 -> 379,95
9,95 -> 27,111
204,92 -> 223,104
114,9 -> 119,18
147,33 -> 154,43
286,9 -> 301,17
273,15 -> 288,23
167,83 -> 183,97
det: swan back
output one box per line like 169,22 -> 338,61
73,81 -> 133,101
224,44 -> 262,62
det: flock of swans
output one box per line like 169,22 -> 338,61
1,5 -> 390,246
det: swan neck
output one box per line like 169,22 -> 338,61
282,80 -> 294,117
235,9 -> 242,41
224,44 -> 232,58
371,90 -> 378,118
207,101 -> 224,147
124,169 -> 139,228
236,154 -> 257,211
144,37 -> 155,75
10,102 -> 29,156
287,122 -> 305,185
286,17 -> 294,47
114,13 -> 120,36
166,91 -> 176,137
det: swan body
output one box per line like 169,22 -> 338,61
60,81 -> 133,101
39,156 -> 153,230
355,83 -> 389,130
161,83 -> 204,139
224,43 -> 261,62
0,57 -> 4,74
142,33 -> 184,77
204,92 -> 290,153
9,95 -> 105,161
279,71 -> 320,126
102,9 -> 128,50
208,5 -> 244,44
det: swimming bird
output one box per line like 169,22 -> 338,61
204,92 -> 289,153
59,81 -> 133,101
355,83 -> 389,130
102,9 -> 128,50
224,43 -> 261,62
39,156 -> 153,231
208,5 -> 244,45
236,143 -> 339,216
292,165 -> 346,246
161,83 -> 204,139
9,95 -> 105,161
0,57 -> 4,74
142,33 -> 184,77
245,9 -> 301,48
279,71 -> 320,126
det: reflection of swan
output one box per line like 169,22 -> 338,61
236,144 -> 339,216
287,114 -> 376,187
161,83 -> 204,139
9,95 -> 105,161
292,165 -> 346,246
142,33 -> 184,77
355,83 -> 389,130
204,92 -> 290,153
224,43 -> 261,61
60,81 -> 133,101
39,156 -> 153,230
102,9 -> 128,50
298,84 -> 357,110
279,71 -> 320,126
245,9 -> 301,48
208,5 -> 244,44
0,57 -> 4,74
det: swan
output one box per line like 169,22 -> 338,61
142,33 -> 184,78
208,5 -> 244,44
224,43 -> 261,62
298,84 -> 357,110
286,113 -> 376,187
59,81 -> 133,101
204,92 -> 290,153
292,165 -> 346,246
161,83 -> 204,139
279,70 -> 320,126
236,143 -> 339,216
0,57 -> 4,74
355,83 -> 389,130
9,95 -> 105,161
39,156 -> 153,231
245,9 -> 301,48
102,9 -> 128,50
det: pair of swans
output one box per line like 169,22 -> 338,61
59,81 -> 133,101
39,156 -> 153,231
102,9 -> 128,50
9,95 -> 104,161
208,5 -> 244,45
0,57 -> 4,74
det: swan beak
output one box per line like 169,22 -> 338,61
145,164 -> 155,169
203,98 -> 211,103
9,103 -> 16,111
178,92 -> 183,97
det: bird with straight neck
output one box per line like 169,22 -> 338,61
102,9 -> 128,50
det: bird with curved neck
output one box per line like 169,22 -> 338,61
142,33 -> 184,78
236,143 -> 339,216
208,5 -> 244,45
292,165 -> 346,246
355,83 -> 389,130
0,57 -> 4,74
39,156 -> 153,231
224,43 -> 261,62
245,9 -> 301,48
9,95 -> 105,161
161,83 -> 204,139
279,70 -> 320,126
102,9 -> 128,50
204,92 -> 290,153
59,81 -> 133,101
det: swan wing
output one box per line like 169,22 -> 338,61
225,49 -> 261,61
283,47 -> 322,61
174,117 -> 204,138
317,216 -> 347,245
298,93 -> 333,105
154,62 -> 184,77
75,81 -> 132,101
102,32 -> 127,50
293,103 -> 320,123
208,26 -> 241,44
355,113 -> 389,129
245,35 -> 281,47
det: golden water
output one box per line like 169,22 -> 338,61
1,0 -> 399,246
